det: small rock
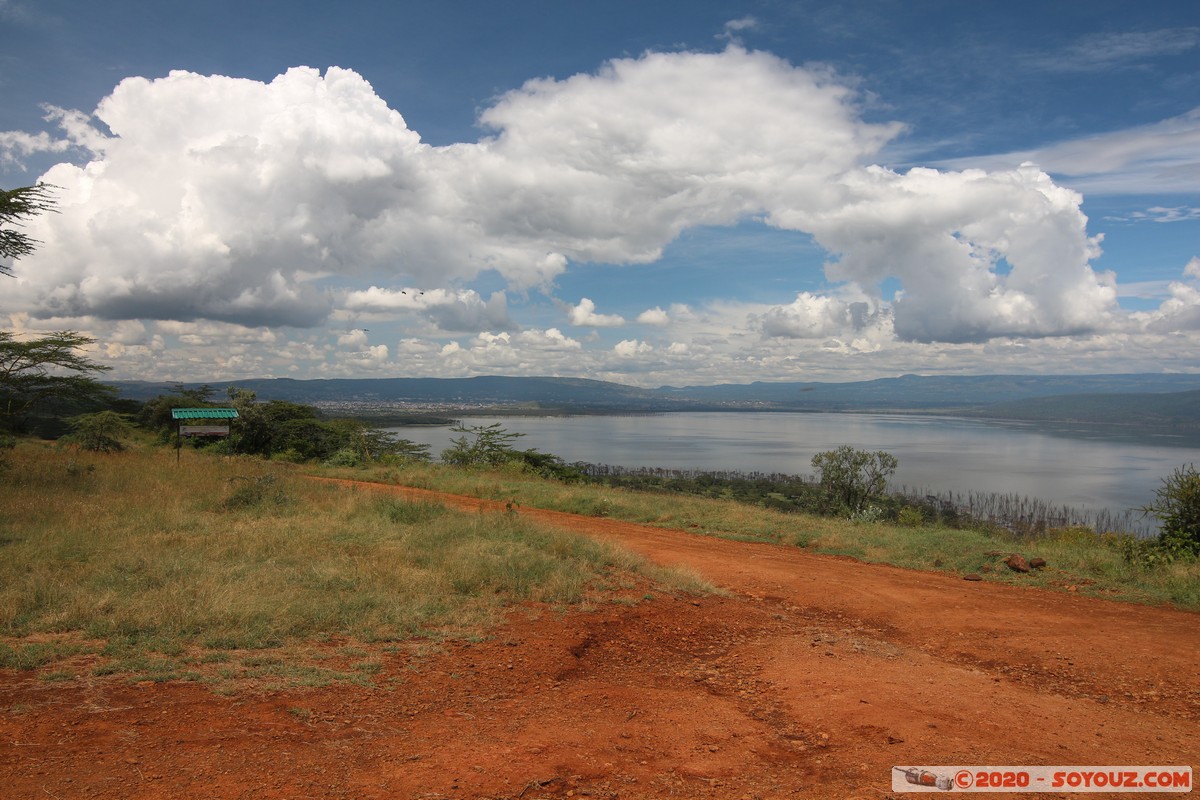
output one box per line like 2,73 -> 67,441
1005,554 -> 1031,573
1030,557 -> 1047,569
963,573 -> 983,581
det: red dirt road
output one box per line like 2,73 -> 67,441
2,479 -> 1197,799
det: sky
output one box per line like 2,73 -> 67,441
1,0 -> 1198,387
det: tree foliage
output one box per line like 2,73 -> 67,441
1,184 -> 56,277
440,422 -> 526,467
811,445 -> 898,514
0,330 -> 114,433
61,411 -> 135,453
0,186 -> 113,436
136,384 -> 217,433
136,386 -> 430,464
1142,463 -> 1200,557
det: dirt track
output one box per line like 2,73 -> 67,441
2,478 -> 1197,799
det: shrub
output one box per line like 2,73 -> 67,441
1142,463 -> 1200,557
60,411 -> 134,453
1115,535 -> 1176,570
811,445 -> 898,514
850,503 -> 885,524
324,447 -> 364,468
896,506 -> 924,527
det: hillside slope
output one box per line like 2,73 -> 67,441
7,478 -> 1195,799
112,373 -> 1200,418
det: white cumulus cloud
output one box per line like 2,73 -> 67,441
614,339 -> 653,357
568,297 -> 625,327
0,44 -> 1161,373
637,306 -> 670,326
783,164 -> 1117,343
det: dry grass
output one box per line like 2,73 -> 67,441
0,441 -> 711,687
323,460 -> 1200,610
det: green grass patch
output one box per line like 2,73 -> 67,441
0,640 -> 92,669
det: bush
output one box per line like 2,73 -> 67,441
1115,535 -> 1176,570
324,447 -> 364,468
897,506 -> 924,527
441,422 -> 525,467
1143,464 -> 1200,557
60,411 -> 134,453
850,503 -> 886,524
811,445 -> 898,514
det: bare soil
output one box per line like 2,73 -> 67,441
2,479 -> 1197,799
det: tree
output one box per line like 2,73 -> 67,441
174,388 -> 431,464
1,185 -> 112,435
322,418 -> 431,463
1142,463 -> 1200,557
0,330 -> 114,433
137,384 -> 218,435
441,422 -> 526,467
225,388 -> 319,457
61,410 -> 135,453
1,184 -> 56,278
811,445 -> 898,514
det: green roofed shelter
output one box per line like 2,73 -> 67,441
172,408 -> 239,458
171,408 -> 239,420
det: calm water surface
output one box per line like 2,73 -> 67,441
390,412 -> 1200,522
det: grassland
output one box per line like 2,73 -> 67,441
319,459 -> 1200,611
0,440 -> 709,690
3,439 -> 1197,690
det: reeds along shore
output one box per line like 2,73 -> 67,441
573,463 -> 1156,537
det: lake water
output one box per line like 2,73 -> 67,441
389,412 -> 1200,529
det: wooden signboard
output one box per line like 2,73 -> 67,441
179,425 -> 230,437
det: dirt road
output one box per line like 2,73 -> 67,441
2,479 -> 1196,799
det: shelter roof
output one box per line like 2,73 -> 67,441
170,408 -> 239,419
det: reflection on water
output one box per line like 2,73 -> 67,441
389,412 -> 1200,522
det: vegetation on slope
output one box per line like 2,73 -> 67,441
3,383 -> 1196,692
0,441 -> 709,689
319,457 -> 1200,611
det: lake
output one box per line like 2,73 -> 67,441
389,412 -> 1200,530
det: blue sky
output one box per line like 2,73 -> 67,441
1,0 -> 1198,385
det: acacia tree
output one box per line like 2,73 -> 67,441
61,410 -> 134,453
0,185 -> 116,434
1,184 -> 56,278
441,422 -> 526,467
0,331 -> 114,433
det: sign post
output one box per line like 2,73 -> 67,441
171,408 -> 239,463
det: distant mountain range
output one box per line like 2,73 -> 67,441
111,373 -> 1200,429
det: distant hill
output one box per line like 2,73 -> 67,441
957,388 -> 1200,429
111,373 -> 1200,427
656,373 -> 1200,410
111,375 -> 681,411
